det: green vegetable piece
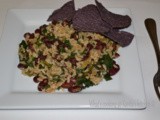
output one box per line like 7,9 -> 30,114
76,68 -> 84,74
39,64 -> 45,69
44,84 -> 50,89
98,54 -> 114,69
42,29 -> 47,35
19,40 -> 27,49
80,49 -> 87,55
77,76 -> 94,88
43,61 -> 52,68
64,39 -> 72,49
26,57 -> 35,67
36,38 -> 43,46
57,86 -> 61,90
47,34 -> 55,40
59,46 -> 66,53
68,52 -> 76,59
51,75 -> 61,82
104,73 -> 112,81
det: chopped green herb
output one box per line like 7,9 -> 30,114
19,40 -> 27,49
39,64 -> 45,69
104,73 -> 112,81
51,75 -> 61,82
44,84 -> 50,89
68,52 -> 76,59
36,38 -> 43,46
76,68 -> 84,74
42,29 -> 47,35
57,86 -> 61,90
98,54 -> 114,69
64,39 -> 72,49
80,49 -> 87,55
77,76 -> 94,88
26,57 -> 35,67
47,33 -> 55,41
43,61 -> 52,68
61,67 -> 65,75
59,46 -> 66,53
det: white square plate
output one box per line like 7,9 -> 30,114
0,7 -> 146,109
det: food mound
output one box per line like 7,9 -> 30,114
18,0 -> 133,93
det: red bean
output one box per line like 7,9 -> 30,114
30,33 -> 35,39
68,86 -> 82,93
17,63 -> 27,69
109,64 -> 120,76
95,40 -> 106,51
82,52 -> 89,61
28,43 -> 35,52
40,24 -> 47,30
70,32 -> 78,40
35,29 -> 41,34
62,20 -> 70,26
113,53 -> 120,59
37,79 -> 48,91
61,81 -> 74,88
43,79 -> 48,84
86,43 -> 93,51
70,77 -> 77,84
69,58 -> 77,66
87,36 -> 92,40
23,32 -> 31,38
112,43 -> 117,51
38,84 -> 43,91
38,54 -> 47,60
42,37 -> 55,48
33,76 -> 39,83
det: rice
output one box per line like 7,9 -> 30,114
18,20 -> 120,93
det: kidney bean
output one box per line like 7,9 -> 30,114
28,43 -> 35,52
38,84 -> 44,91
87,36 -> 92,40
70,32 -> 78,40
57,40 -> 65,48
95,40 -> 106,51
38,54 -> 47,60
61,81 -> 74,88
68,86 -> 82,93
30,33 -> 35,39
17,63 -> 27,69
109,64 -> 120,76
35,29 -> 41,34
42,37 -> 55,48
62,20 -> 70,26
112,43 -> 118,51
33,76 -> 39,83
39,24 -> 47,30
82,52 -> 89,61
69,58 -> 78,66
43,79 -> 48,84
52,20 -> 57,25
70,77 -> 77,84
23,32 -> 31,38
37,79 -> 48,91
81,43 -> 93,61
86,43 -> 93,51
113,53 -> 120,59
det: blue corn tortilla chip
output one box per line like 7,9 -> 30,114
95,0 -> 131,29
47,0 -> 134,47
72,4 -> 111,33
47,0 -> 76,22
103,30 -> 134,47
